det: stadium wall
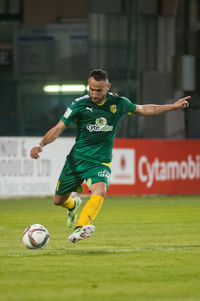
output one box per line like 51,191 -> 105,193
0,137 -> 199,197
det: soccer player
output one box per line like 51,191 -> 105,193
30,69 -> 190,243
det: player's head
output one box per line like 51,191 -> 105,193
88,69 -> 111,104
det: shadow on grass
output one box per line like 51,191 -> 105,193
4,244 -> 200,258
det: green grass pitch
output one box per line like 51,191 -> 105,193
1,195 -> 200,301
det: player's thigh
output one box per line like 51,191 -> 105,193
55,157 -> 84,196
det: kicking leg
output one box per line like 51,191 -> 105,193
53,193 -> 82,228
53,193 -> 72,207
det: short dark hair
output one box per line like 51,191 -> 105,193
89,69 -> 108,81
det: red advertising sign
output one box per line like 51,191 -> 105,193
108,139 -> 200,195
84,139 -> 200,195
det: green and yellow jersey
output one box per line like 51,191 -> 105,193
61,92 -> 136,164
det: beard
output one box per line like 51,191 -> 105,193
90,94 -> 106,104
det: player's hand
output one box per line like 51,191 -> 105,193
174,96 -> 191,110
30,144 -> 43,159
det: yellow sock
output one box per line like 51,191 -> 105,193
76,195 -> 103,227
62,196 -> 75,210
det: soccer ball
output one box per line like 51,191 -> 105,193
22,224 -> 49,249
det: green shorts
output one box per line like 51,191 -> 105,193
56,155 -> 111,195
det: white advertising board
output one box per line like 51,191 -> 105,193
0,137 -> 75,197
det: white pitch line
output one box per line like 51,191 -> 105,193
106,248 -> 140,253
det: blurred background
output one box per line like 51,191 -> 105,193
0,0 -> 199,139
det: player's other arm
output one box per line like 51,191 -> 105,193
134,96 -> 190,116
30,120 -> 67,159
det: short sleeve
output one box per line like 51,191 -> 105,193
120,97 -> 136,114
61,103 -> 80,126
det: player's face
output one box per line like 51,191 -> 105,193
88,77 -> 111,104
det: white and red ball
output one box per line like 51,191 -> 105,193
23,224 -> 49,249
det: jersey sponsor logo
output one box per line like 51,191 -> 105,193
110,105 -> 117,113
63,108 -> 72,119
87,117 -> 113,132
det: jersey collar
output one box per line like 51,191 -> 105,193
96,97 -> 107,106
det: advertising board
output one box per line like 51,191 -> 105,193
0,137 -> 199,196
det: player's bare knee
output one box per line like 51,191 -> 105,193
91,182 -> 107,198
53,193 -> 71,206
96,188 -> 106,198
99,189 -> 107,198
53,195 -> 62,206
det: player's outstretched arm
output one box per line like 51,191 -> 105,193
30,120 -> 67,159
134,96 -> 191,116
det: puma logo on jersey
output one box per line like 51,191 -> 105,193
86,107 -> 93,112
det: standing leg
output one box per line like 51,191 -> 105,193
68,182 -> 107,243
75,182 -> 106,227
